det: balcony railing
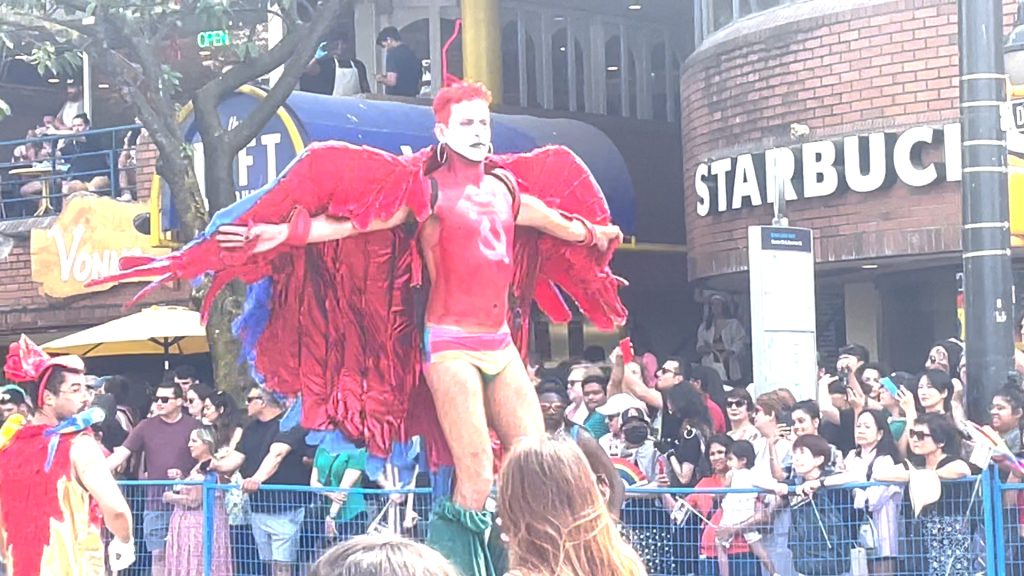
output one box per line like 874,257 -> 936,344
0,124 -> 147,220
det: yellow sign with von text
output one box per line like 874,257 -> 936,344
30,195 -> 170,298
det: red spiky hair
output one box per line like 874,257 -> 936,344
432,81 -> 492,125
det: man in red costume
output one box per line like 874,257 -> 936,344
214,82 -> 621,572
0,336 -> 136,576
94,81 -> 626,575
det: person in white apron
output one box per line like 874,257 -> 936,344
302,37 -> 370,96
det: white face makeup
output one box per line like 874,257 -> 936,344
436,99 -> 492,163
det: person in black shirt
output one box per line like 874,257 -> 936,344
58,113 -> 112,198
375,26 -> 422,97
302,36 -> 370,96
214,386 -> 309,576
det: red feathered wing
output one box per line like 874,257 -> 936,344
498,145 -> 628,353
91,142 -> 431,459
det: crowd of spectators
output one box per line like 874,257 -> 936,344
5,327 -> 1020,576
523,335 -> 1024,576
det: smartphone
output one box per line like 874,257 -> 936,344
880,376 -> 900,396
619,337 -> 635,364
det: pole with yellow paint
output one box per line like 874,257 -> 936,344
461,0 -> 503,104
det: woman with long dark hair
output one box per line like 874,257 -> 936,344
499,438 -> 647,576
202,390 -> 245,449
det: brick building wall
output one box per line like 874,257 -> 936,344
0,135 -> 189,341
681,0 -> 1018,282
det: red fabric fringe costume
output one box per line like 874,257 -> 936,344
93,142 -> 627,471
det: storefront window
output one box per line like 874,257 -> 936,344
702,0 -> 789,38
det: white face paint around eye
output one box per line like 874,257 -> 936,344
439,99 -> 492,163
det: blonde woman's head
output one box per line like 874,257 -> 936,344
309,534 -> 459,576
499,437 -> 647,576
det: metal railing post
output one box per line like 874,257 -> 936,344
202,479 -> 215,576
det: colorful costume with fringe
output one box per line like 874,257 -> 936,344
0,336 -> 105,576
94,140 -> 626,575
0,425 -> 105,576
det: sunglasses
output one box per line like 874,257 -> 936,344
539,402 -> 566,412
656,368 -> 679,376
154,396 -> 176,404
245,396 -> 264,404
908,430 -> 932,441
726,399 -> 748,408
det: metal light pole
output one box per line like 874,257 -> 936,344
959,0 -> 1016,422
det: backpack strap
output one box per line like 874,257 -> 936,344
488,167 -> 520,219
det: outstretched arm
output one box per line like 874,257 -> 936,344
516,194 -> 621,250
215,207 -> 410,254
72,436 -> 133,542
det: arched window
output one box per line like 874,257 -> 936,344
574,39 -> 585,112
627,48 -> 637,118
650,42 -> 667,121
670,54 -> 681,121
501,20 -> 539,107
605,35 -> 622,116
552,28 -> 569,111
502,21 -> 521,106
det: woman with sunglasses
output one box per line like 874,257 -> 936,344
202,391 -> 245,450
873,413 -> 974,576
724,390 -> 778,482
184,383 -> 214,421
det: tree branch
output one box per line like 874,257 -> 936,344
220,0 -> 347,151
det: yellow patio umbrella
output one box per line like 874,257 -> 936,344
42,305 -> 209,365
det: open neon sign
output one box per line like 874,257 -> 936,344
197,30 -> 230,48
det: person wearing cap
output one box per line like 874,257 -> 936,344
595,393 -> 646,457
615,406 -> 677,575
0,335 -> 136,574
536,381 -> 624,518
0,385 -> 31,425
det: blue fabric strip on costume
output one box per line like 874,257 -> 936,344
278,394 -> 303,433
203,148 -> 313,236
431,466 -> 455,502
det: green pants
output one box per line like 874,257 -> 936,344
427,498 -> 507,576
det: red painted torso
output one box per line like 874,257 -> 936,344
420,167 -> 515,332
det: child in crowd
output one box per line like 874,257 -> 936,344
716,440 -> 779,576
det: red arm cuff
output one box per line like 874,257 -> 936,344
560,211 -> 597,247
285,207 -> 312,247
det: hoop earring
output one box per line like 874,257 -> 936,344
436,144 -> 448,165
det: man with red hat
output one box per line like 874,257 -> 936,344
0,335 -> 135,575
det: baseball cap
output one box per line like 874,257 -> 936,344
620,407 -> 650,425
596,393 -> 647,416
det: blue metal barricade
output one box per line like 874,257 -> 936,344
104,473 -> 1007,576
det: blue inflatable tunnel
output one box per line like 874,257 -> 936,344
162,88 -> 636,234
